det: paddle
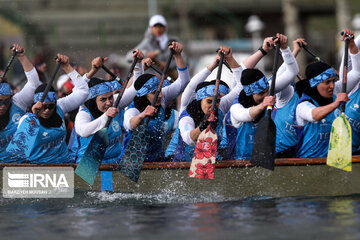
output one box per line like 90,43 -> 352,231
250,40 -> 281,170
101,64 -> 123,83
118,47 -> 175,182
188,50 -> 225,179
302,44 -> 321,62
6,58 -> 61,157
75,56 -> 139,185
0,46 -> 21,80
327,32 -> 353,171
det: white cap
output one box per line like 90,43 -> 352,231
149,14 -> 167,27
56,74 -> 70,90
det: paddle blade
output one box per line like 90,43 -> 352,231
118,125 -> 150,182
6,114 -> 39,158
250,115 -> 276,170
189,125 -> 217,179
327,114 -> 352,171
75,128 -> 109,185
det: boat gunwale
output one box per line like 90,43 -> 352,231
0,155 -> 359,170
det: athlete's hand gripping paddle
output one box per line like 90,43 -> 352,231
327,31 -> 353,171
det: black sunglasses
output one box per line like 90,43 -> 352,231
43,103 -> 56,110
0,98 -> 11,107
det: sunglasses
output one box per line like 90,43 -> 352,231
0,98 -> 11,107
43,103 -> 56,110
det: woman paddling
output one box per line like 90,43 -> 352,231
9,54 -> 91,163
173,47 -> 244,162
294,29 -> 360,158
0,44 -> 42,162
123,42 -> 190,162
70,50 -> 144,163
230,33 -> 299,160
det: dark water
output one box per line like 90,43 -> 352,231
1,191 -> 360,240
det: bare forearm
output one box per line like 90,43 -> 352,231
17,55 -> 34,72
242,50 -> 264,69
312,102 -> 339,121
62,65 -> 75,74
249,104 -> 266,119
129,115 -> 145,130
86,68 -> 98,79
174,54 -> 186,69
227,56 -> 240,69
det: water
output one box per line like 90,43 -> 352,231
1,191 -> 360,240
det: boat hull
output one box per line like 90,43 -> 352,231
1,157 -> 360,198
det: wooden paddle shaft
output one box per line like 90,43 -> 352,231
342,38 -> 350,113
101,64 -> 122,82
0,48 -> 19,81
302,45 -> 321,62
211,52 -> 225,113
104,56 -> 139,128
269,42 -> 281,97
35,60 -> 61,116
144,49 -> 175,126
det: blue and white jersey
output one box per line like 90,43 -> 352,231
294,94 -> 337,158
70,107 -> 124,164
0,102 -> 25,162
173,109 -> 224,162
218,111 -> 237,160
126,103 -> 176,162
234,121 -> 257,160
273,92 -> 299,154
164,111 -> 180,158
28,106 -> 74,163
344,87 -> 360,152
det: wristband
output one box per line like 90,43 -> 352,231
258,46 -> 267,56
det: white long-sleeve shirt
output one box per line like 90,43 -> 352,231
296,51 -> 360,126
231,47 -> 299,128
57,70 -> 89,114
18,69 -> 89,127
178,64 -> 244,146
123,66 -> 190,132
75,63 -> 142,138
13,67 -> 42,111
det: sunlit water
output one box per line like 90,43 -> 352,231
1,191 -> 360,240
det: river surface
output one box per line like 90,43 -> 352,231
1,191 -> 360,240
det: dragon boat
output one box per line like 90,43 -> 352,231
1,156 -> 359,198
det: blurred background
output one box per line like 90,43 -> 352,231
0,0 -> 360,88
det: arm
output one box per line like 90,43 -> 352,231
241,37 -> 274,69
12,44 -> 42,111
56,54 -> 89,113
295,101 -> 315,126
84,57 -> 107,80
180,58 -> 218,111
230,96 -> 276,126
219,70 -> 243,115
162,43 -> 190,106
124,105 -> 156,131
74,110 -> 109,137
300,93 -> 349,122
179,115 -> 198,145
116,50 -> 144,109
230,103 -> 253,127
272,47 -> 299,94
337,29 -> 360,94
